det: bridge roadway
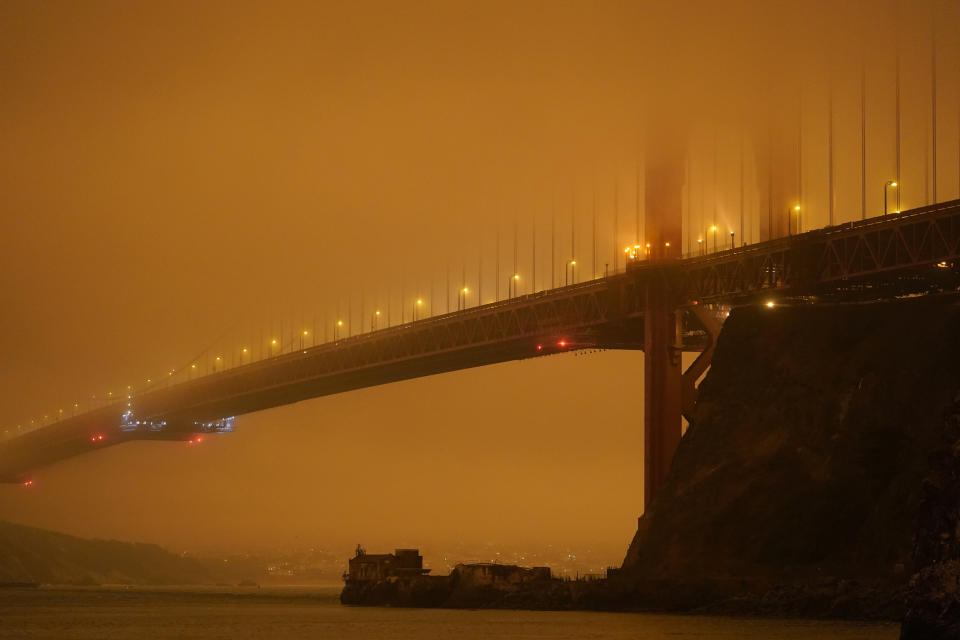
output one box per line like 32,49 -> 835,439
3,198 -> 960,487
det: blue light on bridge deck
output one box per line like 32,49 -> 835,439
195,417 -> 235,433
119,410 -> 167,433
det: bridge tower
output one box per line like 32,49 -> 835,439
642,134 -> 685,508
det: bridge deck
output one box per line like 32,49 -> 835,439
3,199 -> 959,482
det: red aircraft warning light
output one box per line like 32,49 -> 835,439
536,344 -> 543,351
558,340 -> 567,347
22,480 -> 33,487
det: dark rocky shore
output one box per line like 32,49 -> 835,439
343,296 -> 960,638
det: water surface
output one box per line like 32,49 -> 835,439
0,586 -> 898,639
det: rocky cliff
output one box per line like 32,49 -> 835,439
621,296 -> 960,626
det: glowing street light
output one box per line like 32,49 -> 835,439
372,309 -> 381,330
786,206 -> 801,236
566,260 -> 577,286
458,287 -> 469,311
335,320 -> 343,341
300,329 -> 309,350
884,181 -> 898,216
509,274 -> 520,298
765,300 -> 775,308
414,299 -> 424,321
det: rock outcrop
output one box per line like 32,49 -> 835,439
900,394 -> 960,638
621,296 -> 960,621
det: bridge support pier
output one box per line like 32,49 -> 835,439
681,304 -> 722,421
643,275 -> 683,508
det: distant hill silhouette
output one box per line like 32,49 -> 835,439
0,520 -> 212,585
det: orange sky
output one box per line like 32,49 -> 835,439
0,0 -> 957,562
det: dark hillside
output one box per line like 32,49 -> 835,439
0,520 -> 211,585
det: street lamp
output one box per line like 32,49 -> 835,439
300,329 -> 309,350
509,274 -> 520,298
414,299 -> 424,321
335,320 -> 343,341
787,206 -> 801,235
372,310 -> 381,331
458,287 -> 469,310
566,260 -> 576,286
729,231 -> 735,250
709,225 -> 718,253
884,181 -> 898,216
697,238 -> 703,256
